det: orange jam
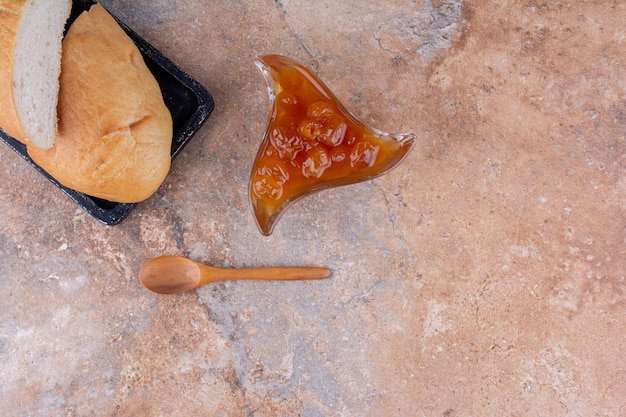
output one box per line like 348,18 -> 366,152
250,55 -> 416,235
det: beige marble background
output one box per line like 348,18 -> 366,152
1,1 -> 624,416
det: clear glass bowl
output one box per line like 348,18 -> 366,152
250,55 -> 417,236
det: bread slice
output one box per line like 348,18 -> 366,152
27,4 -> 173,203
12,0 -> 71,149
0,0 -> 28,142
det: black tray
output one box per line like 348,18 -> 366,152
0,0 -> 214,225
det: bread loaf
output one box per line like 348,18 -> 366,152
0,0 -> 29,143
27,4 -> 173,203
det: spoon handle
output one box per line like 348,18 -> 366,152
199,264 -> 331,284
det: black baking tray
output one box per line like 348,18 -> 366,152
0,0 -> 214,225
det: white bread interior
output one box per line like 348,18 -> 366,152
27,4 -> 173,203
12,0 -> 71,149
0,0 -> 28,142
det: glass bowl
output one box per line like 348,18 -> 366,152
250,55 -> 416,236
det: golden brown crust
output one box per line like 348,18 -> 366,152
28,4 -> 173,203
0,0 -> 27,142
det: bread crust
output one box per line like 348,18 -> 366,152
0,0 -> 27,142
28,4 -> 173,203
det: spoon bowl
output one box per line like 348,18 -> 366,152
139,255 -> 331,294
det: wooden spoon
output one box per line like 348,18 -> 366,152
139,255 -> 331,294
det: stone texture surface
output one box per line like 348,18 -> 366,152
1,1 -> 625,416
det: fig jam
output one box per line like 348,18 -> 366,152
250,55 -> 416,235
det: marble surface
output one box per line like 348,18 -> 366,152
1,1 -> 624,415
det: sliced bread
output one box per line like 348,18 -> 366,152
11,0 -> 71,149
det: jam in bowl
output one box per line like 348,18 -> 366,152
250,55 -> 416,236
